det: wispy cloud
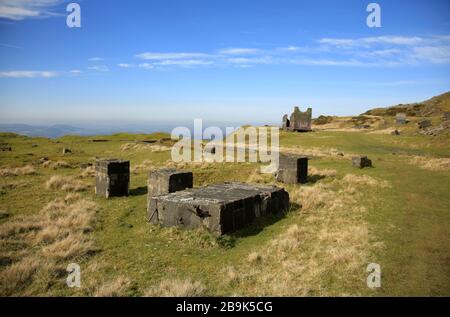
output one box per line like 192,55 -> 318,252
0,70 -> 58,78
218,48 -> 260,55
154,59 -> 213,66
138,63 -> 154,70
0,42 -> 21,49
319,36 -> 426,47
117,63 -> 133,68
87,65 -> 109,72
103,34 -> 450,73
89,57 -> 103,62
0,0 -> 63,21
136,52 -> 211,60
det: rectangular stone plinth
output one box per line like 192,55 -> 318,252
148,182 -> 289,235
148,169 -> 193,198
276,154 -> 308,184
95,159 -> 130,198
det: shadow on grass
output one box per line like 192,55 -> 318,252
129,186 -> 147,196
307,174 -> 326,184
217,206 -> 295,248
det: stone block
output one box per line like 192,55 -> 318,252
352,156 -> 372,168
148,168 -> 193,198
95,159 -> 130,198
148,182 -> 289,235
418,120 -> 432,129
276,154 -> 308,184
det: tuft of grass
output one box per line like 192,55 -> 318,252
408,156 -> 450,171
94,276 -> 132,297
0,165 -> 37,177
145,278 -> 205,297
0,196 -> 98,296
42,160 -> 72,169
45,175 -> 89,192
219,173 -> 388,296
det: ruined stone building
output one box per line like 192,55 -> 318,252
282,106 -> 312,132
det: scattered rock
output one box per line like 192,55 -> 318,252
62,148 -> 72,154
418,120 -> 432,129
352,156 -> 373,168
390,130 -> 400,135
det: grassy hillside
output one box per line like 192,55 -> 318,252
1,128 -> 449,296
363,91 -> 450,117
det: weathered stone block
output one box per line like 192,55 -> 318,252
352,156 -> 372,168
396,113 -> 407,125
148,182 -> 289,235
418,120 -> 432,129
95,159 -> 130,198
443,112 -> 450,121
276,154 -> 308,184
148,169 -> 193,198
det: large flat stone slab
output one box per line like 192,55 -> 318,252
148,182 -> 289,235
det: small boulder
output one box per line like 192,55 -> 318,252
352,156 -> 372,168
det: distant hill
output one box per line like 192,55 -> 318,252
363,91 -> 450,117
0,124 -> 87,138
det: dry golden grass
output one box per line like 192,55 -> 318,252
0,165 -> 37,177
120,142 -> 171,152
309,166 -> 338,177
42,160 -> 71,169
131,159 -> 154,174
0,256 -> 41,296
80,165 -> 95,178
0,180 -> 29,192
0,195 -> 97,296
46,175 -> 89,192
408,156 -> 450,171
221,173 -> 388,296
280,146 -> 348,159
94,276 -> 131,297
145,278 -> 205,297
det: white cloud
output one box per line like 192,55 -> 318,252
412,45 -> 450,64
70,69 -> 82,74
0,0 -> 62,20
319,36 -> 426,47
136,52 -> 210,60
138,63 -> 154,70
0,70 -> 58,78
155,59 -> 213,66
118,34 -> 450,70
218,48 -> 260,55
227,56 -> 272,65
89,57 -> 103,62
87,65 -> 109,72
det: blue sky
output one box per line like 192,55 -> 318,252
0,0 -> 449,128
